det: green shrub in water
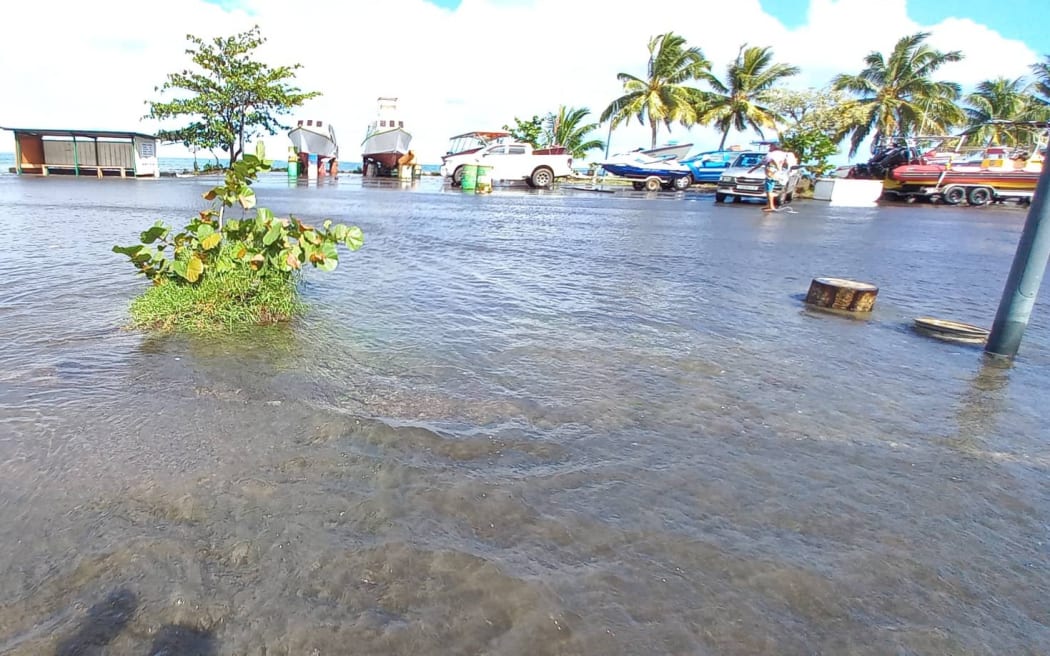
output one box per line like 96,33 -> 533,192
113,155 -> 362,332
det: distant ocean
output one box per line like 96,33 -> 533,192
0,152 -> 441,175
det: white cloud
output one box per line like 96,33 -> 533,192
0,0 -> 1040,166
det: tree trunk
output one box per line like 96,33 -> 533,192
718,128 -> 729,150
805,277 -> 879,313
650,121 -> 658,150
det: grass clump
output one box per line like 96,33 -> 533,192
129,267 -> 302,334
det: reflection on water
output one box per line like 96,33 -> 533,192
1,175 -> 1049,654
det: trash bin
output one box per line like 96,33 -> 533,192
461,163 -> 478,191
476,165 -> 493,193
286,147 -> 298,181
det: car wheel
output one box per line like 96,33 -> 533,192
672,175 -> 692,191
715,193 -> 726,203
632,181 -> 645,191
644,177 -> 662,192
451,166 -> 464,188
530,167 -> 554,188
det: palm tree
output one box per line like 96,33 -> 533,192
964,77 -> 1041,146
546,106 -> 606,159
832,32 -> 964,157
700,45 -> 800,149
1030,56 -> 1050,104
600,32 -> 712,149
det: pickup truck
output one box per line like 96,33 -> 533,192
441,142 -> 574,188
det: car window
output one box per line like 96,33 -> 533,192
486,146 -> 506,155
508,145 -> 526,155
734,154 -> 763,167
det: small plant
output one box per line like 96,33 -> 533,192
113,155 -> 362,332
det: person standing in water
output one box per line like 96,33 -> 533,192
748,144 -> 790,212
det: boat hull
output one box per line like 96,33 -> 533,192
362,128 -> 412,168
600,162 -> 689,179
891,164 -> 1040,191
288,127 -> 338,157
643,143 -> 693,160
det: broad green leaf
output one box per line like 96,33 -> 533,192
172,259 -> 188,280
263,222 -> 283,246
257,207 -> 274,223
113,244 -> 145,257
332,224 -> 348,241
140,223 -> 168,244
344,226 -> 364,251
196,224 -> 215,240
323,219 -> 332,230
226,219 -> 240,231
185,256 -> 204,283
201,233 -> 222,250
239,188 -> 256,210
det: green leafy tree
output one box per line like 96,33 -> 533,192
502,115 -> 546,148
832,32 -> 964,157
701,45 -> 800,149
765,87 -> 868,174
546,105 -> 605,159
145,26 -> 320,167
964,77 -> 1043,146
600,32 -> 712,149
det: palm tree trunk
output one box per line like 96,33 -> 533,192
650,121 -> 658,150
718,127 -> 730,150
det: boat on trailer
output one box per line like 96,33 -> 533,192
361,97 -> 412,176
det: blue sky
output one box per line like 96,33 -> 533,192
424,0 -> 1049,55
3,0 -> 1047,164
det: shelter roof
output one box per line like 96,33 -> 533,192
0,126 -> 157,140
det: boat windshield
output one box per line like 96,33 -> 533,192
446,131 -> 510,155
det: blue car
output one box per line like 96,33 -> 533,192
680,150 -> 739,183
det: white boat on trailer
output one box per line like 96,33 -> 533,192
361,97 -> 412,176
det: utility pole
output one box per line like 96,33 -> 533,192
985,160 -> 1050,358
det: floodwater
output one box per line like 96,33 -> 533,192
0,173 -> 1048,655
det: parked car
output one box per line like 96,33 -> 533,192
680,150 -> 740,183
440,141 -> 573,188
715,151 -> 801,205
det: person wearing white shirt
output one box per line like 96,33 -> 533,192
748,144 -> 792,211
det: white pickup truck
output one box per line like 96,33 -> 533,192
441,142 -> 574,188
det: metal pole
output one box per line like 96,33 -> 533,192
985,161 -> 1050,358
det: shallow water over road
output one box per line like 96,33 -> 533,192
1,174 -> 1048,654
